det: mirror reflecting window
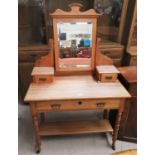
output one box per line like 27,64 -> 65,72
57,22 -> 92,69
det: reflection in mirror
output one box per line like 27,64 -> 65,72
57,22 -> 92,69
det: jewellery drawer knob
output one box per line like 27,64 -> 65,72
96,102 -> 106,107
39,78 -> 47,82
51,104 -> 61,109
78,101 -> 82,105
105,76 -> 112,80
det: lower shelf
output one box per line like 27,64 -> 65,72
39,119 -> 113,136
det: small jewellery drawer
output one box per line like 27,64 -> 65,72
36,99 -> 121,112
96,65 -> 120,82
33,75 -> 54,84
31,67 -> 54,84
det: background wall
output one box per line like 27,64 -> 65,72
18,0 -> 93,44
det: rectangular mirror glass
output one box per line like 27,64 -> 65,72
57,22 -> 92,69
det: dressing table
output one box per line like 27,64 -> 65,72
24,3 -> 131,153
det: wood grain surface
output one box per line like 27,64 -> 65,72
24,75 -> 131,102
96,65 -> 120,74
39,119 -> 113,136
31,67 -> 54,75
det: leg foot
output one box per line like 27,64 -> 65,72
112,111 -> 122,150
35,146 -> 41,154
35,143 -> 41,154
36,149 -> 40,154
112,145 -> 115,150
30,104 -> 41,153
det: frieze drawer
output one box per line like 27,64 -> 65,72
36,99 -> 121,112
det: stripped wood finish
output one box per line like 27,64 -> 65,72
35,99 -> 121,112
39,119 -> 113,136
51,3 -> 101,73
35,39 -> 54,67
24,75 -> 130,102
31,67 -> 54,76
25,74 -> 130,152
96,65 -> 120,82
112,111 -> 123,150
96,65 -> 120,74
50,3 -> 100,18
30,103 -> 41,153
31,67 -> 54,84
24,3 -> 131,153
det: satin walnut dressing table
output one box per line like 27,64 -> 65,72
24,3 -> 131,153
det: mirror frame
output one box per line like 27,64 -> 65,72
50,3 -> 100,73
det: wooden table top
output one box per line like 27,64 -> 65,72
24,75 -> 131,102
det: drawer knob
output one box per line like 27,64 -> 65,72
96,102 -> 106,107
105,76 -> 112,80
51,104 -> 61,109
78,101 -> 82,105
39,78 -> 47,82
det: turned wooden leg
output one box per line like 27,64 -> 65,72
30,103 -> 41,153
33,116 -> 41,153
103,110 -> 109,119
112,111 -> 122,150
40,112 -> 45,123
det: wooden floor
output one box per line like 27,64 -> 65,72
18,101 -> 137,155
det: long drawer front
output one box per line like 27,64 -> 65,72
36,99 -> 121,112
